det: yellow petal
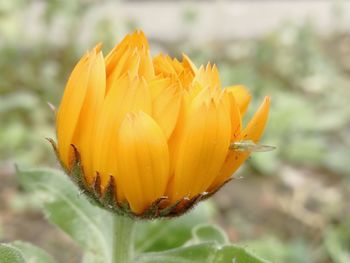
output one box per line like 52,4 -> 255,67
171,57 -> 184,73
116,112 -> 170,214
105,35 -> 131,76
153,54 -> 196,91
182,53 -> 198,75
226,91 -> 242,140
167,91 -> 190,178
149,77 -> 173,100
105,31 -> 153,93
106,47 -> 138,91
226,85 -> 251,116
169,89 -> 231,201
179,55 -> 196,89
153,54 -> 177,76
188,63 -> 221,101
72,50 -> 106,184
139,47 -> 155,81
152,84 -> 182,139
188,81 -> 204,102
210,96 -> 270,190
93,75 -> 152,191
193,63 -> 221,90
178,69 -> 194,90
56,52 -> 91,168
105,31 -> 148,76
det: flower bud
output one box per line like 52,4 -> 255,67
50,31 -> 270,219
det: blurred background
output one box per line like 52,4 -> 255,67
1,0 -> 350,262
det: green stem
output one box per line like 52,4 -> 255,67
112,215 -> 136,263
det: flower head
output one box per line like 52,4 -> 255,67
51,31 -> 270,219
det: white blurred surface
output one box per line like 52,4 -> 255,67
109,1 -> 350,41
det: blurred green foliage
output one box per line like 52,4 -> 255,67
0,0 -> 119,165
0,1 -> 350,263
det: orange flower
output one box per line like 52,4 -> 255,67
52,31 -> 270,218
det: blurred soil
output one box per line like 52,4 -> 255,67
214,165 -> 349,263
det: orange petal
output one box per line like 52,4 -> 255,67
139,47 -> 155,81
167,91 -> 190,179
72,51 -> 106,184
56,51 -> 92,168
92,75 -> 152,191
227,91 -> 242,140
168,89 -> 231,201
225,85 -> 251,116
149,77 -> 173,100
152,85 -> 182,139
209,96 -> 270,190
182,53 -> 198,75
153,54 -> 177,76
116,112 -> 170,214
105,31 -> 148,76
193,63 -> 221,90
105,31 -> 153,93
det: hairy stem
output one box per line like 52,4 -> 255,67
112,215 -> 135,263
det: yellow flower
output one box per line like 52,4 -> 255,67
53,31 -> 270,218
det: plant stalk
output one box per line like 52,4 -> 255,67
112,215 -> 136,263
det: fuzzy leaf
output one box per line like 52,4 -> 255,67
11,241 -> 57,263
136,242 -> 268,263
0,244 -> 26,263
135,203 -> 212,252
16,168 -> 112,262
191,224 -> 228,245
214,245 -> 269,263
135,243 -> 218,263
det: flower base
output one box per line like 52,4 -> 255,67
48,138 -> 231,219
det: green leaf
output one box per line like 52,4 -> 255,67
135,203 -> 213,252
136,223 -> 268,263
191,224 -> 228,245
136,243 -> 219,263
17,168 -> 112,262
136,242 -> 268,263
0,244 -> 26,263
11,241 -> 57,263
241,236 -> 312,263
214,245 -> 269,263
189,225 -> 267,263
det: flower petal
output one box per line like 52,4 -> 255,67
152,84 -> 182,139
73,50 -> 106,183
182,53 -> 198,74
193,63 -> 221,90
168,89 -> 231,201
56,51 -> 92,168
116,112 -> 170,214
210,96 -> 270,190
226,91 -> 242,140
105,31 -> 148,76
93,75 -> 152,191
153,54 -> 178,76
105,31 -> 154,93
225,85 -> 251,116
149,76 -> 173,100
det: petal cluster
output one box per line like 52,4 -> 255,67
54,31 -> 270,217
